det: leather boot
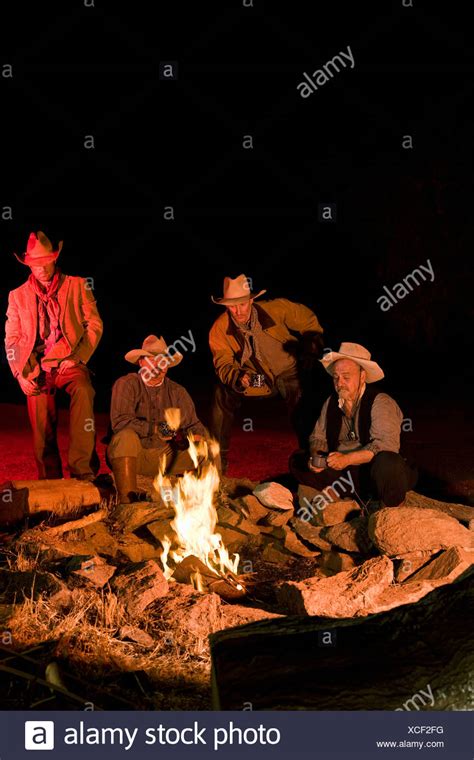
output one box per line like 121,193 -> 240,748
111,456 -> 138,504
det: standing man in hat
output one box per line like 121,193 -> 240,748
290,343 -> 417,509
5,231 -> 103,480
209,274 -> 324,473
107,335 -> 209,504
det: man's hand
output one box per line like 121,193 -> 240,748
17,376 -> 40,396
239,372 -> 251,388
326,451 -> 352,470
57,359 -> 78,375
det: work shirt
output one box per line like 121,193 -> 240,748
110,373 -> 206,449
310,390 -> 403,456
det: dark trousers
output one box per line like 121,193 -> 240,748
289,450 -> 418,508
210,373 -> 303,461
26,364 -> 99,479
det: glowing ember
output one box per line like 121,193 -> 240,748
154,434 -> 240,589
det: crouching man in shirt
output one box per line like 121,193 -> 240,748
289,343 -> 417,509
107,335 -> 209,504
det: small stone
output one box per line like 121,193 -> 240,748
393,550 -> 435,582
216,525 -> 251,553
68,555 -> 116,587
322,517 -> 372,554
119,625 -> 155,648
261,509 -> 294,528
408,546 -> 474,586
289,518 -> 333,551
237,494 -> 269,523
216,505 -> 241,527
311,499 -> 361,527
253,482 -> 294,511
262,542 -> 294,565
319,550 -> 358,574
116,534 -> 163,563
112,560 -> 168,616
146,519 -> 178,547
113,503 -> 171,533
282,525 -> 320,557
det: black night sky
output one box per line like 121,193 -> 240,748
1,0 -> 473,419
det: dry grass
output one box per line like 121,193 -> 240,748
2,574 -> 213,708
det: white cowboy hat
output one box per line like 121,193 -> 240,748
125,335 -> 183,367
14,231 -> 63,266
320,342 -> 384,383
211,273 -> 266,305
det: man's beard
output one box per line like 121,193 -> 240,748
337,389 -> 353,409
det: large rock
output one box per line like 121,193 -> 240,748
408,546 -> 474,586
322,517 -> 372,554
276,556 -> 394,617
111,560 -> 168,615
404,491 -> 474,525
369,507 -> 474,557
253,482 -> 294,511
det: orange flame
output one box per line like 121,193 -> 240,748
154,435 -> 239,588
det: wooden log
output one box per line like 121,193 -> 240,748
0,479 -> 104,526
209,568 -> 474,710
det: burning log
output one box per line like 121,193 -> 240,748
172,555 -> 247,601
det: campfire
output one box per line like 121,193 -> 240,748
0,446 -> 472,710
154,409 -> 245,598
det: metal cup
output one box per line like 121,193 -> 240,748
311,452 -> 328,468
158,421 -> 173,437
250,373 -> 266,388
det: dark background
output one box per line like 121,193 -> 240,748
1,0 -> 473,416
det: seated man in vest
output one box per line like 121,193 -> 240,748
108,335 -> 209,504
290,343 -> 417,509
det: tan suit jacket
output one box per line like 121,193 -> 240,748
5,275 -> 103,379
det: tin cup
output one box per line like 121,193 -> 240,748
158,421 -> 173,437
311,452 -> 328,468
250,373 -> 266,388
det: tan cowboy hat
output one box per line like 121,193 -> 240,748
125,335 -> 183,367
14,231 -> 63,266
320,342 -> 384,383
211,274 -> 266,305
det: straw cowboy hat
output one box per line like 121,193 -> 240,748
320,342 -> 384,383
125,335 -> 183,367
14,231 -> 63,266
211,274 -> 266,305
